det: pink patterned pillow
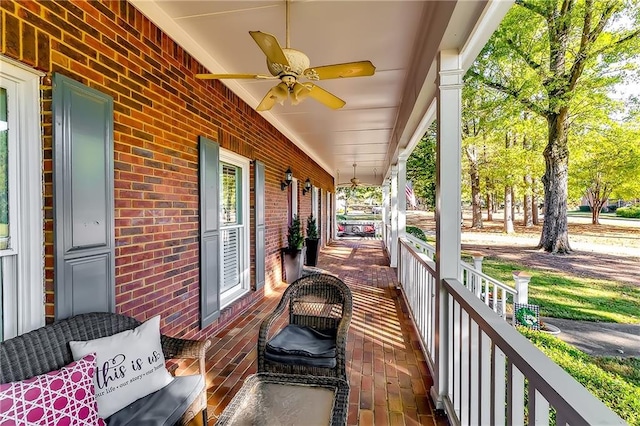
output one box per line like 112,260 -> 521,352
0,353 -> 105,426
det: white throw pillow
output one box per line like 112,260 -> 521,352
69,315 -> 174,419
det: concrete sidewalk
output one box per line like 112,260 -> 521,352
542,317 -> 640,358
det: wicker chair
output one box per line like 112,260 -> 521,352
257,273 -> 353,379
0,312 -> 210,425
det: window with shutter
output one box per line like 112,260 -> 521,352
218,153 -> 250,307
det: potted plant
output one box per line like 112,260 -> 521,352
282,215 -> 305,283
305,214 -> 320,267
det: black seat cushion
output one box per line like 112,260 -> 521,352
265,324 -> 337,368
106,374 -> 204,426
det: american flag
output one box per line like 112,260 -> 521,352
406,181 -> 417,209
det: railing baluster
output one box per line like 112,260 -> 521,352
480,331 -> 491,425
453,300 -> 461,418
469,320 -> 480,425
460,309 -> 471,424
507,361 -> 525,426
492,344 -> 506,426
529,385 -> 550,426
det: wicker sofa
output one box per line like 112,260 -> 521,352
0,312 -> 210,425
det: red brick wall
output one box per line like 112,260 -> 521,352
1,0 -> 334,339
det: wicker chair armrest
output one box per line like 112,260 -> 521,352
335,306 -> 353,377
257,305 -> 287,353
161,335 -> 211,363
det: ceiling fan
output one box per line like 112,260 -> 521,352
337,164 -> 362,188
195,0 -> 376,111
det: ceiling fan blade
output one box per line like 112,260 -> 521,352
196,73 -> 274,80
256,82 -> 289,111
249,31 -> 290,67
304,61 -> 376,80
306,83 -> 346,109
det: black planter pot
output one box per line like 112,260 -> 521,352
282,247 -> 305,284
305,238 -> 320,267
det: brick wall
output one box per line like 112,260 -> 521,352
1,0 -> 334,339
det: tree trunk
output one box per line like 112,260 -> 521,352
504,186 -> 514,233
587,184 -> 612,225
591,203 -> 602,225
466,147 -> 483,228
486,193 -> 493,221
532,194 -> 539,225
538,111 -> 571,253
511,186 -> 516,221
523,175 -> 533,227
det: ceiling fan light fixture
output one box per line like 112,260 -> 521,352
291,82 -> 312,105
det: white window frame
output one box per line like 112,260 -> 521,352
291,177 -> 298,221
0,56 -> 44,340
218,148 -> 250,309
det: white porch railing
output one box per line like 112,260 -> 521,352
405,234 -> 519,319
398,238 -> 625,426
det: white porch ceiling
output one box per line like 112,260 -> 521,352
130,0 -> 511,186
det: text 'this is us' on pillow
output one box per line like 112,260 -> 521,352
0,353 -> 105,426
69,315 -> 173,419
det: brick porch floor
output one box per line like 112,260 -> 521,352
193,238 -> 448,425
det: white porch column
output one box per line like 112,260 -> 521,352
432,49 -> 463,407
390,165 -> 399,267
331,192 -> 337,241
382,180 -> 390,251
397,157 -> 407,240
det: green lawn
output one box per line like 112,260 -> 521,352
474,258 -> 640,324
521,328 -> 640,425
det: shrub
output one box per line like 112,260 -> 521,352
617,204 -> 640,219
406,226 -> 427,242
520,328 -> 640,425
306,215 -> 319,240
286,215 -> 304,251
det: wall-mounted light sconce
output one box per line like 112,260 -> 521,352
281,167 -> 293,190
302,178 -> 312,195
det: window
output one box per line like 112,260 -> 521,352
219,150 -> 249,308
0,58 -> 44,341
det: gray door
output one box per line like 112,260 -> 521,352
53,74 -> 115,319
199,136 -> 220,328
254,160 -> 265,289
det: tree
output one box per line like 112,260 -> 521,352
407,123 -> 437,210
469,0 -> 640,253
570,123 -> 640,223
336,186 -> 382,214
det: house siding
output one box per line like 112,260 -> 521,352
1,0 -> 334,339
